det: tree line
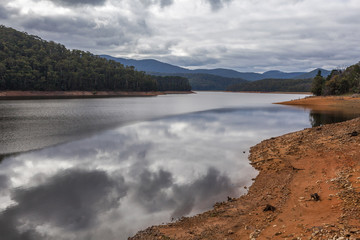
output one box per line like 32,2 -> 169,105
311,63 -> 360,96
227,78 -> 312,92
0,25 -> 190,92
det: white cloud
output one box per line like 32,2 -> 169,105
2,0 -> 360,71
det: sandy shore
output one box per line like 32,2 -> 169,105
0,90 -> 194,100
130,96 -> 360,239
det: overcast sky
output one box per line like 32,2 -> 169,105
1,0 -> 359,72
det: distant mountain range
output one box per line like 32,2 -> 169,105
100,54 -> 330,90
101,55 -> 330,80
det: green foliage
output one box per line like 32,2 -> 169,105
312,63 -> 360,96
227,78 -> 312,92
311,70 -> 325,96
0,25 -> 191,92
152,75 -> 191,91
150,72 -> 247,91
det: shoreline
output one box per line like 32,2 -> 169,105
276,95 -> 360,114
0,90 -> 194,100
130,96 -> 360,239
227,90 -> 311,94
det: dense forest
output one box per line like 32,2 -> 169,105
227,78 -> 312,92
311,63 -> 360,96
0,25 -> 190,92
152,76 -> 191,91
151,72 -> 247,90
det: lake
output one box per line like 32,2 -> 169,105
0,92 -> 355,240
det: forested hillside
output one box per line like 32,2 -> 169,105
151,72 -> 247,90
311,63 -> 360,96
152,76 -> 191,91
0,26 -> 190,92
227,78 -> 312,92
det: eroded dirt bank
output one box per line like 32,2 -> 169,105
130,116 -> 360,239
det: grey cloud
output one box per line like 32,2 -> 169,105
22,15 -> 97,35
160,0 -> 173,7
206,0 -> 232,11
163,55 -> 220,68
0,174 -> 9,191
0,6 -> 10,19
140,0 -> 174,8
0,214 -> 41,240
0,5 -> 19,19
13,13 -> 152,55
5,169 -> 127,232
133,169 -> 175,212
171,167 -> 235,218
132,167 -> 236,218
47,0 -> 106,7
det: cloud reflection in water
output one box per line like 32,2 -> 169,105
0,106 -> 311,240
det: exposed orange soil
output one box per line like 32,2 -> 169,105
130,97 -> 360,240
277,95 -> 360,114
0,90 -> 193,99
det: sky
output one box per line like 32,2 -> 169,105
0,0 -> 359,72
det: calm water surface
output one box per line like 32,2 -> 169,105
0,92 -> 355,240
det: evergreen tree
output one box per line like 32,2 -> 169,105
311,70 -> 325,96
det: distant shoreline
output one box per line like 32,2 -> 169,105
276,95 -> 360,114
0,90 -> 194,100
226,90 -> 311,94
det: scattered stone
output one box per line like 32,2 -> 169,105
310,193 -> 320,201
263,204 -> 276,212
227,196 -> 235,202
349,131 -> 358,136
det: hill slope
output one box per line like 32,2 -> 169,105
0,25 -> 191,92
101,55 -> 190,74
312,62 -> 360,95
100,55 -> 330,81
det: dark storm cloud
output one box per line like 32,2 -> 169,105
48,0 -> 106,7
0,213 -> 41,240
132,167 -> 236,218
206,0 -> 232,11
0,168 -> 128,239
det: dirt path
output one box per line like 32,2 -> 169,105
130,97 -> 360,240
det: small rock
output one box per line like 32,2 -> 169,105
227,230 -> 234,235
310,193 -> 320,201
350,131 -> 358,136
263,204 -> 276,212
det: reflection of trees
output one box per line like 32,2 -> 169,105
309,110 -> 359,127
